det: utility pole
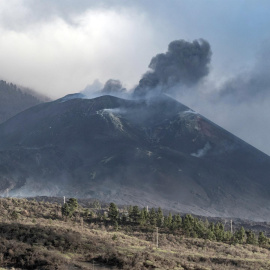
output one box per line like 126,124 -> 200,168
156,227 -> 159,248
63,196 -> 65,204
146,205 -> 149,213
230,220 -> 233,234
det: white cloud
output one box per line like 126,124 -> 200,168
0,5 -> 156,98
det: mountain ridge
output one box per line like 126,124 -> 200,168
0,94 -> 269,220
0,80 -> 50,124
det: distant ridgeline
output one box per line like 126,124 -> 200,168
0,80 -> 47,124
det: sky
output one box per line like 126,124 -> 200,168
0,0 -> 270,155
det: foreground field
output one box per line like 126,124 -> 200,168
0,198 -> 270,269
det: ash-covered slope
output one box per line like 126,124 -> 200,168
0,94 -> 269,220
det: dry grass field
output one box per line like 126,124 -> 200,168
0,198 -> 269,270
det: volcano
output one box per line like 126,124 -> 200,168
0,94 -> 269,220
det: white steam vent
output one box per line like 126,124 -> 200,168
191,142 -> 211,158
97,108 -> 124,132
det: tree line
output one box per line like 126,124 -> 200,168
106,203 -> 270,247
61,199 -> 270,248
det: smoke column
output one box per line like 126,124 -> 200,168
134,39 -> 212,96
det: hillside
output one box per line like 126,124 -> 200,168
0,197 -> 270,270
0,80 -> 49,124
0,94 -> 269,220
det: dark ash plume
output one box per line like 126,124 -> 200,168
134,39 -> 212,96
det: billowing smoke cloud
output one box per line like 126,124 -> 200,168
134,39 -> 212,96
81,79 -> 128,99
81,39 -> 212,103
82,79 -> 103,97
100,79 -> 126,95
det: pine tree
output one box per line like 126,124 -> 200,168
204,218 -> 210,229
175,214 -> 182,228
209,222 -> 215,232
183,214 -> 198,237
61,198 -> 78,219
128,206 -> 133,221
214,223 -> 225,242
246,231 -> 258,245
164,212 -> 173,229
205,229 -> 216,241
67,198 -> 78,212
183,214 -> 194,231
234,227 -> 246,244
140,207 -> 148,225
223,231 -> 233,242
149,208 -> 157,226
131,206 -> 141,223
108,202 -> 119,222
194,219 -> 207,238
156,207 -> 164,227
61,203 -> 71,219
258,232 -> 268,246
121,213 -> 127,223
